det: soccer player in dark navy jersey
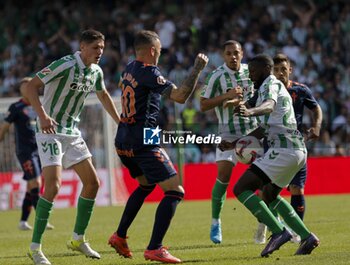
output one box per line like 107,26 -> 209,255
273,53 -> 322,222
0,77 -> 50,231
108,30 -> 210,263
115,60 -> 175,149
253,53 -> 323,244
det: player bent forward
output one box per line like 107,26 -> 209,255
220,54 -> 320,257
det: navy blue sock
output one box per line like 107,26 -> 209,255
117,184 -> 156,238
291,195 -> 305,220
21,192 -> 32,221
147,190 -> 184,250
30,187 -> 40,209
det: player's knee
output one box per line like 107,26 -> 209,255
88,178 -> 100,192
44,181 -> 61,199
28,178 -> 41,189
289,185 -> 303,195
165,190 -> 184,201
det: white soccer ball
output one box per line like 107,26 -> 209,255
234,136 -> 263,164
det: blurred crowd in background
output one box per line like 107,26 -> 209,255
0,0 -> 349,165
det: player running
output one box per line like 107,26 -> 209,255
108,30 -> 213,264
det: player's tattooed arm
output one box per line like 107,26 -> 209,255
169,53 -> 209,104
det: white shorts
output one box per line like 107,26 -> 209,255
36,133 -> 92,169
216,147 -> 238,165
253,148 -> 306,188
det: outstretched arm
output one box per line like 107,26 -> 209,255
168,53 -> 209,104
200,88 -> 243,111
218,126 -> 265,151
236,99 -> 275,117
96,90 -> 120,124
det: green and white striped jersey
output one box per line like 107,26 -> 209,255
36,51 -> 105,135
256,75 -> 306,150
201,63 -> 257,140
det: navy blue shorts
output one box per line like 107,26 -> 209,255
288,163 -> 307,189
117,146 -> 177,184
17,151 -> 42,181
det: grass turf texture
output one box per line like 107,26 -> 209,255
1,194 -> 349,265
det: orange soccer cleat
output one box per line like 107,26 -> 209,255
144,246 -> 181,263
108,233 -> 133,258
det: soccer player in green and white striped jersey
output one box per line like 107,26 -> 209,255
232,54 -> 319,257
200,40 -> 257,244
23,29 -> 120,265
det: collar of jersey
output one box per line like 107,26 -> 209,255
20,98 -> 30,106
74,51 -> 86,69
223,63 -> 241,74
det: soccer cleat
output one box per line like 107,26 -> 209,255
261,228 -> 292,257
27,249 -> 51,265
144,246 -> 181,263
254,223 -> 267,244
210,222 -> 222,244
19,221 -> 33,230
295,233 -> 320,255
108,233 -> 133,258
67,238 -> 100,259
46,223 -> 55,230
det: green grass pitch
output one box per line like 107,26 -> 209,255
1,194 -> 350,265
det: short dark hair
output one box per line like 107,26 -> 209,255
223,40 -> 242,50
249,54 -> 274,67
134,30 -> 160,50
80,29 -> 105,43
273,53 -> 290,65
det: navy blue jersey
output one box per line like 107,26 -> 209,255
116,60 -> 173,149
4,99 -> 38,155
287,80 -> 318,132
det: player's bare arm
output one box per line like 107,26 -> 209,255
169,53 -> 209,104
218,126 -> 265,151
22,76 -> 58,134
306,104 -> 322,141
236,99 -> 275,117
0,122 -> 11,142
96,89 -> 120,124
200,87 -> 243,111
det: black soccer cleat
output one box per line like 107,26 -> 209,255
295,233 -> 320,255
261,228 -> 292,257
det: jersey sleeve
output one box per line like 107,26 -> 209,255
37,55 -> 73,84
4,104 -> 17,124
303,85 -> 318,110
146,67 -> 174,95
94,66 -> 106,92
201,72 -> 221,99
261,81 -> 279,103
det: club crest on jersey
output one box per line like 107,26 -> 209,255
40,68 -> 52,75
157,76 -> 166,85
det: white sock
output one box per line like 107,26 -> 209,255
212,218 -> 221,225
73,232 -> 84,241
30,243 -> 41,251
